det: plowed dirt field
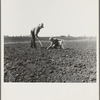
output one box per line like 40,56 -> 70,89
4,39 -> 96,82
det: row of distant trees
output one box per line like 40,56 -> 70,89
4,34 -> 96,43
4,35 -> 93,43
4,34 -> 88,38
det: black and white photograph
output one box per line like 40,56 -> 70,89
1,0 -> 99,99
3,0 -> 98,83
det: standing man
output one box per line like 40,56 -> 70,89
30,23 -> 44,48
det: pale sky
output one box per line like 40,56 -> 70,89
2,0 -> 98,37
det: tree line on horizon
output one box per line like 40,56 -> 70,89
4,35 -> 95,43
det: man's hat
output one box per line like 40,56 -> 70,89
39,23 -> 44,28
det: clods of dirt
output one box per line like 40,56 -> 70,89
4,40 -> 96,82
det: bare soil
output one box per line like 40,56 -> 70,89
4,39 -> 96,82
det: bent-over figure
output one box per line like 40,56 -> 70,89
30,23 -> 44,48
47,37 -> 64,49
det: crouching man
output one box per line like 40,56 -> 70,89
47,37 -> 64,49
